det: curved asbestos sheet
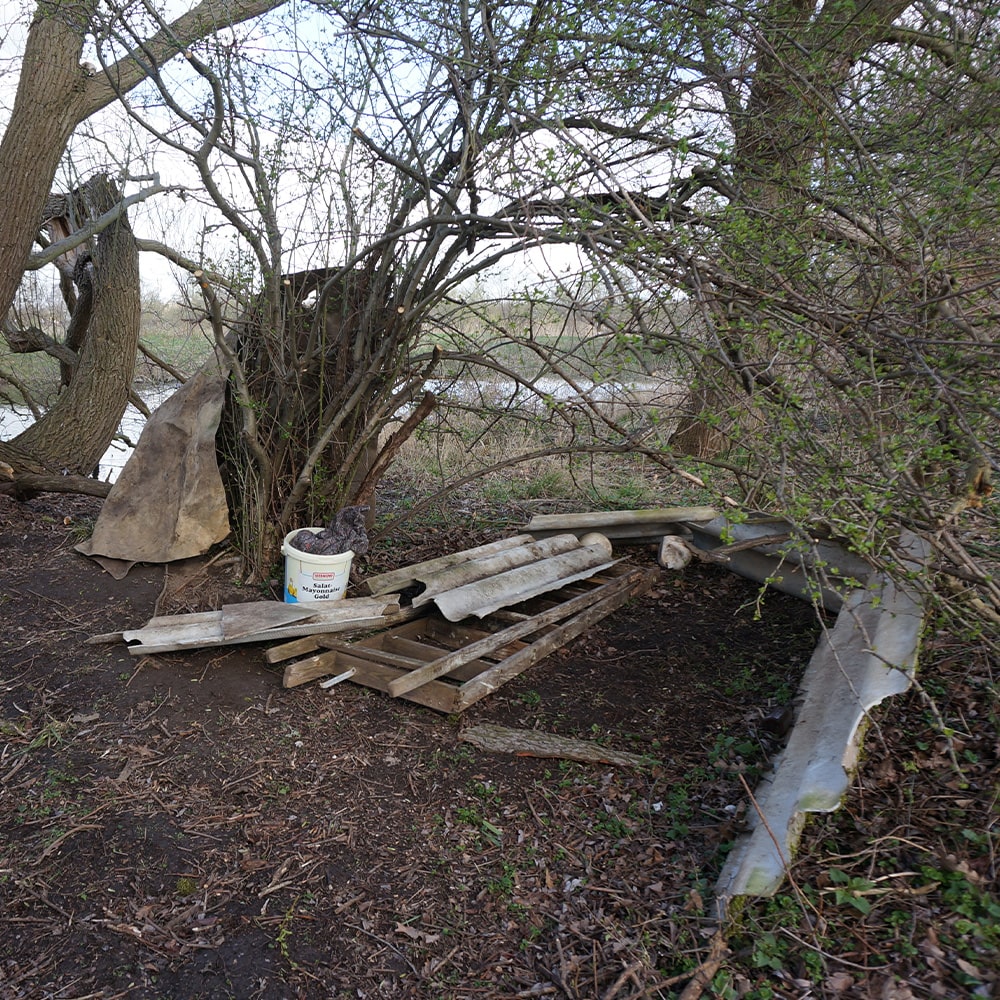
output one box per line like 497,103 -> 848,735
411,534 -> 591,609
714,531 -> 928,904
364,532 -> 618,622
683,515 -> 873,612
433,536 -> 617,622
365,535 -> 535,596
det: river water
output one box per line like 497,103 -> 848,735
0,384 -> 178,484
2,374 -> 671,484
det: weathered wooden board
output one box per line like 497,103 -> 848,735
386,569 -> 620,697
453,570 -> 654,711
460,723 -> 657,768
104,596 -> 412,655
282,647 -> 458,712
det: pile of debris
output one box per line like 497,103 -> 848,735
92,503 -> 880,712
94,524 -> 661,712
90,503 -> 928,911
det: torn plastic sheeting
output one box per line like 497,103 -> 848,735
714,530 -> 927,904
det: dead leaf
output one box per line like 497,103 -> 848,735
824,971 -> 853,992
395,922 -> 440,945
955,958 -> 982,980
879,978 -> 916,1000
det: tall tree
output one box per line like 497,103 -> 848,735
0,0 -> 288,489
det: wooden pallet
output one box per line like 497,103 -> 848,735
267,563 -> 658,712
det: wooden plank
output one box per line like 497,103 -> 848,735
379,636 -> 504,678
282,649 -> 341,687
453,568 -> 657,711
306,630 -> 500,683
222,602 -> 314,640
488,609 -> 533,624
283,648 -> 457,712
420,618 -> 494,642
122,619 -> 224,647
320,631 -> 504,680
127,604 -> 418,656
390,627 -> 531,665
460,723 -> 657,769
338,657 -> 458,713
386,571 -> 617,698
128,612 -> 413,655
120,597 -> 407,653
315,640 -> 429,671
265,635 -> 324,664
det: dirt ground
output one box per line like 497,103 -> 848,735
2,490 -> 993,1000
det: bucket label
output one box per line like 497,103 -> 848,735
282,530 -> 353,603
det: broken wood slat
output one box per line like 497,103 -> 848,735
386,569 -> 621,698
374,616 -> 494,644
381,633 -> 502,666
89,608 -> 222,644
318,634 -> 503,681
117,597 -> 413,655
282,648 -> 341,687
283,632 -> 497,689
488,609 -> 533,624
282,648 -> 457,712
221,602 -> 315,640
379,636 -> 509,678
126,614 -> 410,655
377,633 -> 526,671
367,619 -> 525,662
452,567 -> 657,711
316,640 -> 436,671
265,612 -> 440,665
364,534 -> 535,595
264,635 -> 325,664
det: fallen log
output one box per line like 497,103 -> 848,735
459,723 -> 657,769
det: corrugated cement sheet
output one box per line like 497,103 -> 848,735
364,533 -> 618,622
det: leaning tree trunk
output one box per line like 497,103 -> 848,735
1,175 -> 140,483
0,1 -> 96,328
0,0 -> 290,496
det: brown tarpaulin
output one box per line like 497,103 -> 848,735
76,366 -> 230,578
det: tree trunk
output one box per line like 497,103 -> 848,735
667,0 -> 911,459
0,0 -> 289,490
6,176 -> 141,477
217,267 -> 393,575
0,1 -> 96,326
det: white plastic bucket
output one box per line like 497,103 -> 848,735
281,529 -> 354,603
